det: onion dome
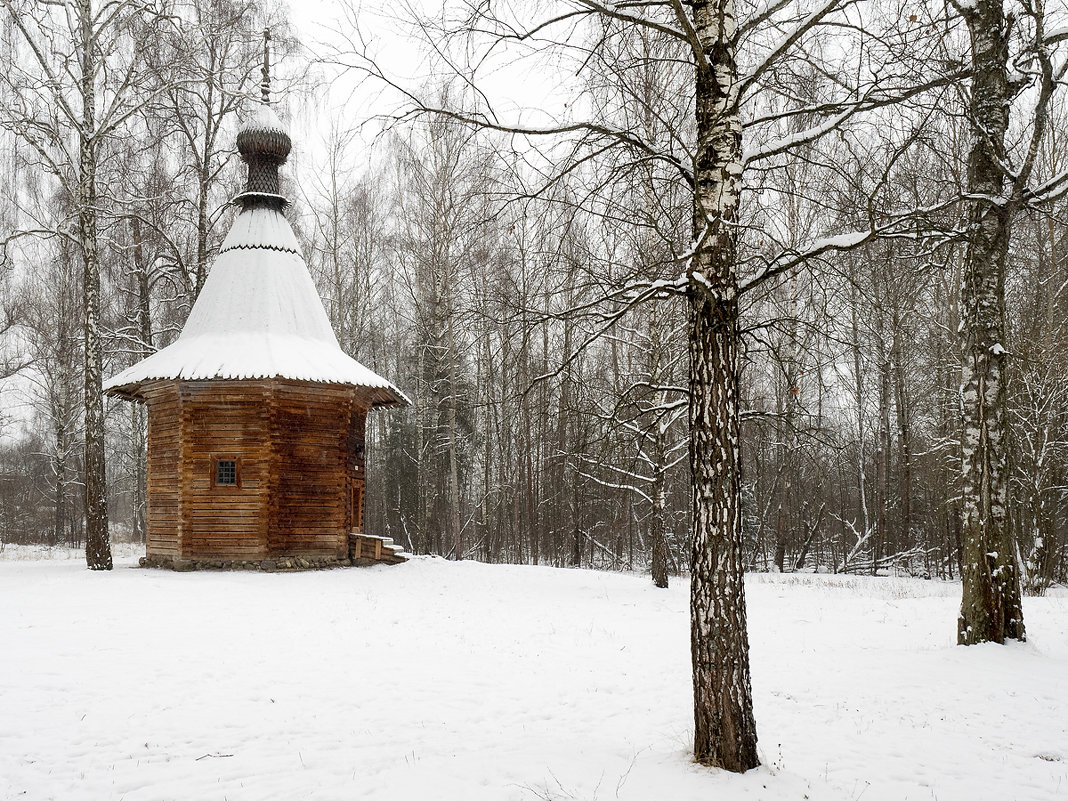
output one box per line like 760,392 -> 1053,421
234,30 -> 291,210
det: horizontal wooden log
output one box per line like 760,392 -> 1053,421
141,379 -> 375,559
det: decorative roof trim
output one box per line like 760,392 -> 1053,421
232,191 -> 288,201
218,241 -> 300,255
231,190 -> 288,208
218,207 -> 301,254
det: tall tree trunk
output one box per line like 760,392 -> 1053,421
554,303 -> 575,568
892,326 -> 912,553
80,0 -> 111,571
957,0 -> 1024,644
876,336 -> 891,571
193,57 -> 218,301
132,217 -> 151,543
447,313 -> 462,560
773,286 -> 800,574
53,419 -> 67,547
650,485 -> 669,587
688,0 -> 758,772
415,345 -> 429,554
849,278 -> 870,543
649,316 -> 670,588
650,431 -> 669,589
195,175 -> 209,299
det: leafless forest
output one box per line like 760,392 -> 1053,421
1,0 -> 1066,597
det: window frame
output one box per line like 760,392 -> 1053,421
211,456 -> 241,489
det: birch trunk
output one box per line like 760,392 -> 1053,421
688,0 -> 758,772
849,278 -> 870,542
957,0 -> 1024,644
193,53 -> 217,300
53,418 -> 68,547
79,0 -> 111,571
131,217 -> 151,544
892,325 -> 912,551
649,315 -> 670,588
876,338 -> 891,572
650,421 -> 669,589
447,311 -> 462,560
195,175 -> 209,299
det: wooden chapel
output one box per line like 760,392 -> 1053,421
104,42 -> 409,570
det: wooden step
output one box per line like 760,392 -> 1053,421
347,532 -> 410,565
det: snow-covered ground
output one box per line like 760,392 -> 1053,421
2,548 -> 1065,801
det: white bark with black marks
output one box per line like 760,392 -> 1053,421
79,0 -> 111,571
688,0 -> 759,772
955,0 -> 1024,644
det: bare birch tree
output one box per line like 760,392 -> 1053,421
327,0 -> 967,770
949,0 -> 1068,644
0,0 -> 173,568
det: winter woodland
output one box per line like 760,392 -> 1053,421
2,0 -> 1068,783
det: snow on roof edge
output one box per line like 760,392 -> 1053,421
104,363 -> 411,408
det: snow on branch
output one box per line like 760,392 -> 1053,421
740,229 -> 872,294
1024,167 -> 1068,205
576,458 -> 656,504
744,105 -> 864,167
738,0 -> 792,40
831,514 -> 873,574
744,67 -> 968,167
531,278 -> 687,386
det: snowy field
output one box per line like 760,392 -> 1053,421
2,547 -> 1066,801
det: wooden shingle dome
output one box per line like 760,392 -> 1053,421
105,53 -> 408,569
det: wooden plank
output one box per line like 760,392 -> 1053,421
186,521 -> 264,530
185,538 -> 263,547
184,492 -> 269,502
144,379 -> 376,561
185,543 -> 263,551
146,382 -> 182,557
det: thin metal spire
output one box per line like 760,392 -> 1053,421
261,28 -> 271,105
236,26 -> 289,210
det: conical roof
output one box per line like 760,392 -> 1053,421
104,92 -> 407,407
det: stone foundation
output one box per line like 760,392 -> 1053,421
138,537 -> 411,571
139,554 -> 351,572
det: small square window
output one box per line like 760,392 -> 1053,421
216,459 -> 237,486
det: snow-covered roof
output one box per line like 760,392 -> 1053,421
104,207 -> 408,406
240,102 -> 287,138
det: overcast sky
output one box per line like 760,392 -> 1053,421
284,0 -> 576,176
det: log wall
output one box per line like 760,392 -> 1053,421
141,378 -> 371,563
181,381 -> 270,560
269,382 -> 350,558
144,383 -> 182,558
346,403 -> 368,533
